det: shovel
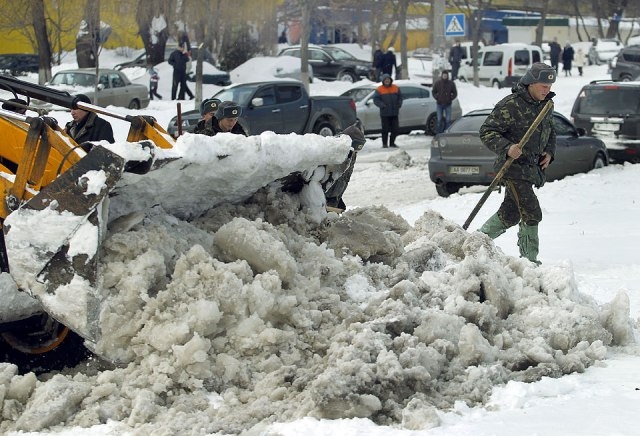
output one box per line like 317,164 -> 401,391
462,100 -> 553,230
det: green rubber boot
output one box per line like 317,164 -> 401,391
478,213 -> 508,239
518,222 -> 540,264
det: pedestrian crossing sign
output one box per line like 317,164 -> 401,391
444,14 -> 465,37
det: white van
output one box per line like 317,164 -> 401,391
458,43 -> 544,88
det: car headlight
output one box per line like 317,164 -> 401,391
356,66 -> 370,74
431,137 -> 445,148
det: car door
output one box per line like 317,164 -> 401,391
546,114 -> 587,180
398,85 -> 429,130
108,72 -> 129,107
308,49 -> 336,79
478,51 -> 499,86
360,92 -> 382,132
275,84 -> 307,134
246,84 -> 284,134
94,72 -> 116,107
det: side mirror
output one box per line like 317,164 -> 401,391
576,127 -> 586,136
251,97 -> 264,107
97,84 -> 105,91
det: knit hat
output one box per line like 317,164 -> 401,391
72,94 -> 92,109
380,73 -> 392,84
200,98 -> 221,116
215,101 -> 242,120
521,62 -> 556,86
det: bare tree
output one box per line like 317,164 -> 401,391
450,0 -> 494,87
76,0 -> 101,68
534,0 -> 551,47
398,0 -> 409,80
30,0 -> 53,84
136,0 -> 172,65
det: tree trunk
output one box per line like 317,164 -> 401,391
299,0 -> 313,92
76,0 -> 100,68
30,0 -> 52,84
398,0 -> 409,80
534,0 -> 550,47
136,0 -> 171,65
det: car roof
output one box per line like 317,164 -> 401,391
581,80 -> 640,88
54,68 -> 121,74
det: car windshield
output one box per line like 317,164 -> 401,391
212,84 -> 260,106
342,87 -> 373,102
50,72 -> 96,87
577,88 -> 640,114
322,46 -> 357,61
447,114 -> 488,133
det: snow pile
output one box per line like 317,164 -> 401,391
0,193 -> 633,434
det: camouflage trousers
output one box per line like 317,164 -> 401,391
497,179 -> 542,227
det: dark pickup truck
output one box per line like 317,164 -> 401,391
167,80 -> 357,137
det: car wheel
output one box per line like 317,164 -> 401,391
492,79 -> 501,89
620,73 -> 633,82
314,121 -> 336,136
337,70 -> 357,82
128,99 -> 141,110
592,153 -> 607,169
426,113 -> 438,136
435,182 -> 461,197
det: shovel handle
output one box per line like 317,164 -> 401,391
462,100 -> 553,230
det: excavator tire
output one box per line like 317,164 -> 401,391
0,315 -> 92,375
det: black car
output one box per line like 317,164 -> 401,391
429,109 -> 609,197
609,45 -> 640,82
570,80 -> 640,163
0,54 -> 39,76
278,45 -> 374,82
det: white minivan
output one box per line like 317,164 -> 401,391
458,43 -> 544,88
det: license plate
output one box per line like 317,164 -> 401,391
593,123 -> 619,132
449,166 -> 479,175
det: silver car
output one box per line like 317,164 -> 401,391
341,82 -> 462,136
42,68 -> 149,109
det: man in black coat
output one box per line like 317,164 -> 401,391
381,47 -> 398,78
168,42 -> 194,100
548,37 -> 562,72
65,94 -> 114,152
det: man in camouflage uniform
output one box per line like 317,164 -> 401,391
477,62 -> 556,264
193,98 -> 220,135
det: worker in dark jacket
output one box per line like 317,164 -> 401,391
65,94 -> 114,151
199,101 -> 247,136
373,73 -> 402,148
477,62 -> 556,264
432,70 -> 458,133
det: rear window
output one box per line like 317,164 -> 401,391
448,114 -> 488,132
576,87 -> 640,114
622,50 -> 640,63
514,49 -> 531,66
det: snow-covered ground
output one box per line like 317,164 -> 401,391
1,45 -> 638,435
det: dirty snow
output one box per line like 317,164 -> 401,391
0,46 -> 638,436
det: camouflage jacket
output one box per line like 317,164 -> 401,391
479,83 -> 556,187
194,117 -> 247,136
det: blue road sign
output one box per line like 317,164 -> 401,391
445,14 -> 466,37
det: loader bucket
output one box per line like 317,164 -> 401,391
3,145 -> 132,345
